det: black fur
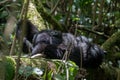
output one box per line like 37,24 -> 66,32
16,20 -> 105,68
16,20 -> 39,53
32,30 -> 63,55
32,31 -> 105,68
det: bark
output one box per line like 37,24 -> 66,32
34,0 -> 63,31
101,31 -> 120,60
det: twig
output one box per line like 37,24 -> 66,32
34,0 -> 63,31
14,0 -> 30,80
77,25 -> 109,38
0,0 -> 11,5
98,0 -> 105,27
65,0 -> 73,28
80,46 -> 83,68
50,0 -> 60,15
65,62 -> 69,80
9,36 -> 16,56
92,0 -> 98,26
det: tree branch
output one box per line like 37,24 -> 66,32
34,0 -> 63,31
77,25 -> 109,38
50,0 -> 60,15
14,0 -> 30,80
0,0 -> 11,5
101,31 -> 120,60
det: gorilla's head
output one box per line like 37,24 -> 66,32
32,30 -> 63,55
16,20 -> 39,53
16,20 -> 39,42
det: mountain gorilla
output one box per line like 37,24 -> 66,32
32,31 -> 105,68
16,20 -> 105,68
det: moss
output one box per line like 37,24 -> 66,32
34,0 -> 63,31
27,2 -> 46,30
2,56 -> 16,80
102,31 -> 120,50
101,31 -> 120,60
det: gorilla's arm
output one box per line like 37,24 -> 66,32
16,20 -> 39,53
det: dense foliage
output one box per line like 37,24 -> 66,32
0,0 -> 120,80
